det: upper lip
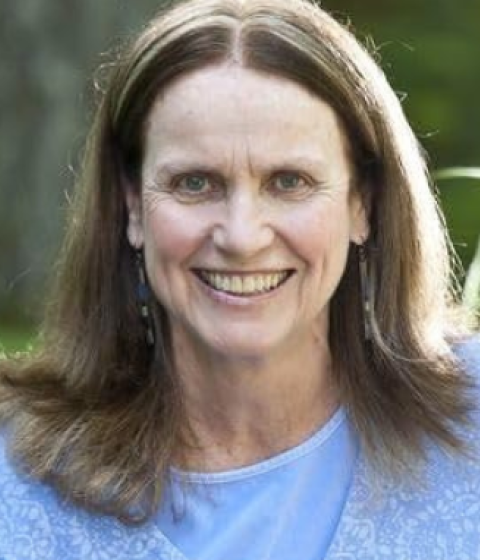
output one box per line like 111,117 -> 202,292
192,268 -> 294,275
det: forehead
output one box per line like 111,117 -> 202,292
143,64 -> 351,173
148,64 -> 341,131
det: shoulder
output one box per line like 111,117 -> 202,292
0,431 -> 76,558
454,334 -> 480,425
331,446 -> 480,557
453,334 -> 480,376
328,336 -> 480,558
0,432 -> 177,560
0,430 -> 57,558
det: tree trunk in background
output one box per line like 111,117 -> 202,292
0,0 -> 164,326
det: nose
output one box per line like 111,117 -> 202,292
212,190 -> 274,258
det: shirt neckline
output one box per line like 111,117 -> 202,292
170,406 -> 347,484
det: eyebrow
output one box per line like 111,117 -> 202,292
149,154 -> 329,180
153,161 -> 221,177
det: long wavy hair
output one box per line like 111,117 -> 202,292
0,0 -> 475,523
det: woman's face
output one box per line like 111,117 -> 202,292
127,65 -> 368,361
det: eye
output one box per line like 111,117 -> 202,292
270,171 -> 313,197
274,172 -> 303,190
170,172 -> 223,203
177,174 -> 210,194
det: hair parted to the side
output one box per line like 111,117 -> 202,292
0,0 -> 475,523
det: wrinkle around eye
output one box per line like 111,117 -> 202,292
142,184 -> 174,211
266,177 -> 334,202
143,178 -> 224,206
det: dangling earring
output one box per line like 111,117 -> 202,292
135,249 -> 155,348
358,243 -> 373,341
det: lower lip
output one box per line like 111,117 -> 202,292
193,273 -> 293,307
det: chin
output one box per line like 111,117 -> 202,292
203,332 -> 289,363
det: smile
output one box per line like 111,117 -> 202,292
195,270 -> 293,296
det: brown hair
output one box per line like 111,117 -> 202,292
0,0 -> 475,523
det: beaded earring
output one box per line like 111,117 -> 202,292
135,249 -> 155,348
358,243 -> 373,341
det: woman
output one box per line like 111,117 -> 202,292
1,0 -> 479,558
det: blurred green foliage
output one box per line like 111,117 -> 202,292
320,1 -> 480,313
322,0 -> 480,169
0,326 -> 37,354
436,170 -> 480,267
435,169 -> 480,314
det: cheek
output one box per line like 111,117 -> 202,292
143,203 -> 210,268
284,200 -> 352,268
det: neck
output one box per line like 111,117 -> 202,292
172,326 -> 339,472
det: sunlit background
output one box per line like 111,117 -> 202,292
1,0 -> 479,351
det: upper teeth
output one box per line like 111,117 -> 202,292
199,271 -> 289,295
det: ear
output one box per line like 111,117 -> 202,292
125,189 -> 144,249
348,185 -> 371,245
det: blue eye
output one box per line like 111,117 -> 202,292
180,174 -> 209,193
268,171 -> 317,200
171,172 -> 224,203
272,172 -> 312,195
275,173 -> 302,190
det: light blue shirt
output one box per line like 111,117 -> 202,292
0,338 -> 479,559
157,407 -> 357,560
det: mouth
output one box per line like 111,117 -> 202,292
194,269 -> 294,296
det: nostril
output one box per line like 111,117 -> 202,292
211,219 -> 274,256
